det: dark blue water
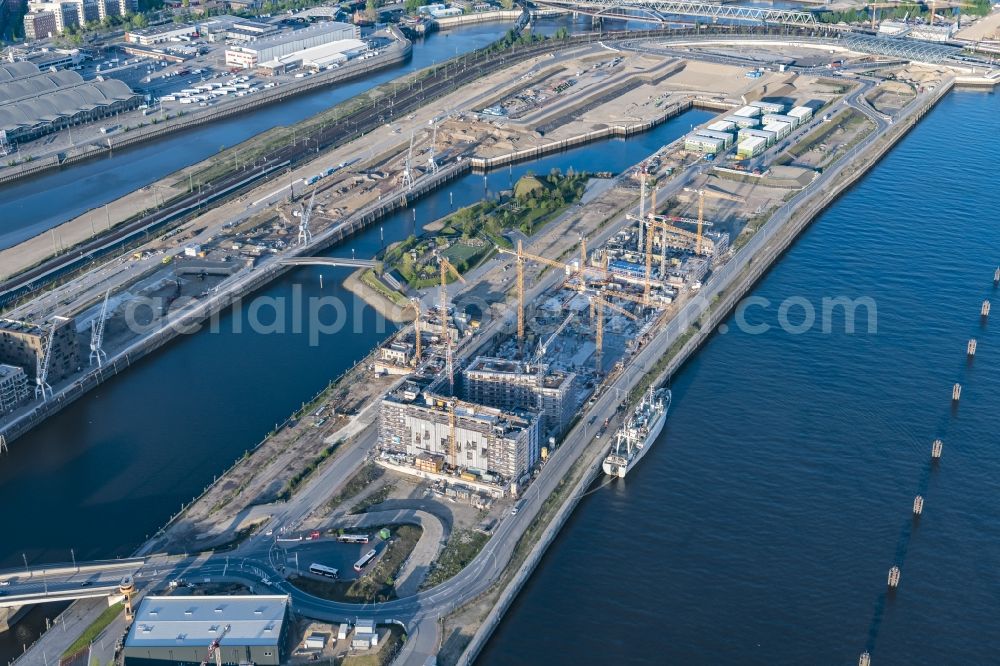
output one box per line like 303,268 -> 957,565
478,90 -> 1000,664
0,16 -> 590,250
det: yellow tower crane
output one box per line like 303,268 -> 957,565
929,0 -> 975,27
643,219 -> 656,303
592,293 -> 638,374
867,1 -> 902,29
683,187 -> 740,256
499,240 -> 579,343
437,254 -> 466,393
408,297 -> 422,365
448,400 -> 457,468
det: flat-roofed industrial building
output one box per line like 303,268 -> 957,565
732,105 -> 761,118
225,21 -> 358,69
123,595 -> 292,666
125,23 -> 199,45
694,128 -> 733,149
707,120 -> 735,133
737,136 -> 768,158
257,38 -> 368,75
684,133 -> 725,154
788,106 -> 813,123
749,100 -> 785,114
762,113 -> 801,129
724,114 -> 759,128
763,120 -> 791,140
737,127 -> 777,146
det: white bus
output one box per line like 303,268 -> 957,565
337,534 -> 369,544
354,549 -> 377,572
309,563 -> 339,579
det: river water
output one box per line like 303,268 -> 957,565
479,89 -> 1000,664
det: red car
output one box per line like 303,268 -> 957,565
307,530 -> 321,540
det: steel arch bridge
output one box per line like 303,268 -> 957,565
840,33 -> 964,63
536,0 -> 819,26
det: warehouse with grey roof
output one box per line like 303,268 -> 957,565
123,595 -> 292,666
0,62 -> 142,145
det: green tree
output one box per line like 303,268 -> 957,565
404,0 -> 421,13
500,0 -> 514,9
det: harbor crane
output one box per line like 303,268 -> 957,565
427,123 -> 439,175
296,190 -> 316,246
402,132 -> 415,190
200,623 -> 231,666
34,322 -> 56,401
89,289 -> 111,367
437,254 -> 466,393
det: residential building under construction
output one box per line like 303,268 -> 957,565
378,382 -> 541,483
462,357 -> 576,436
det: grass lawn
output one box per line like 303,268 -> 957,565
62,602 -> 124,658
421,529 -> 489,590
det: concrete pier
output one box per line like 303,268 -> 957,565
0,607 -> 29,632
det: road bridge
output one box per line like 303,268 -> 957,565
275,256 -> 376,268
537,0 -> 819,26
0,558 -> 145,608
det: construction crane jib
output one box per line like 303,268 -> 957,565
89,289 -> 111,367
297,190 -> 316,246
35,322 -> 56,401
437,254 -> 466,393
